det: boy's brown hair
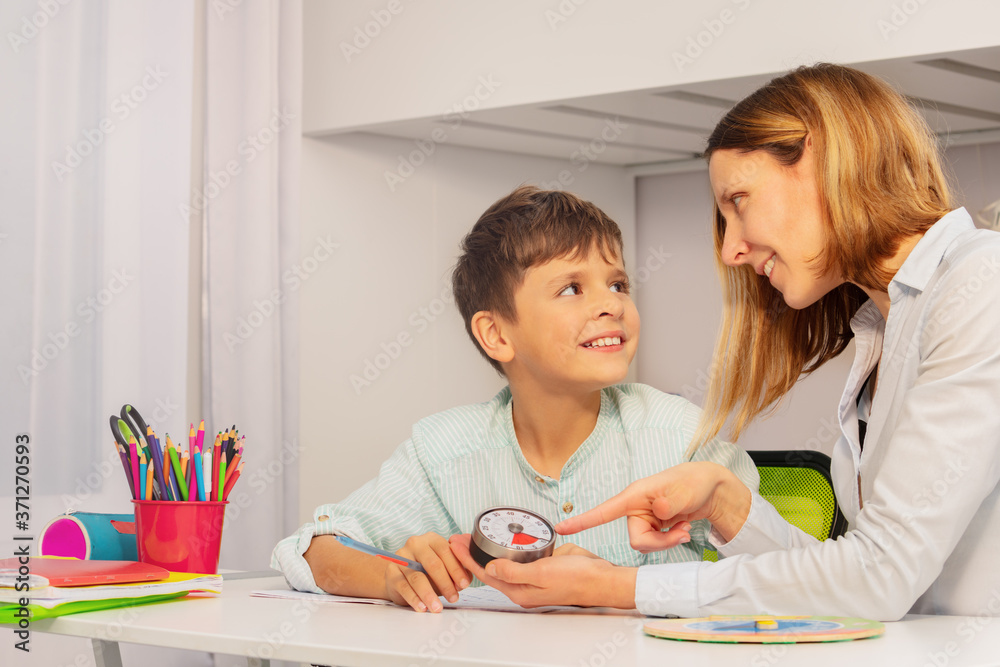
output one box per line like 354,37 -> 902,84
453,185 -> 625,374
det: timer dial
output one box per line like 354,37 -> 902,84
470,506 -> 556,568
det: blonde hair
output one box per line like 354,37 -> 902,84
693,63 -> 953,451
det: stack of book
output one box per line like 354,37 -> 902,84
0,556 -> 222,622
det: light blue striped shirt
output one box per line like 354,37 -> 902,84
272,383 -> 759,593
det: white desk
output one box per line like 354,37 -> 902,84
29,574 -> 1000,667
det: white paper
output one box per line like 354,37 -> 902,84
442,586 -> 578,613
250,585 -> 576,613
250,588 -> 392,606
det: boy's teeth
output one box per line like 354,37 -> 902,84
584,337 -> 622,348
764,257 -> 775,277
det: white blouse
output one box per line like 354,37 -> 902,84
636,208 -> 1000,620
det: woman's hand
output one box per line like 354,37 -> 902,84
556,461 -> 752,551
448,534 -> 637,609
384,532 -> 471,612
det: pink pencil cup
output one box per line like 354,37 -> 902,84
132,500 -> 227,574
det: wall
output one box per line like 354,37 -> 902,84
297,133 -> 636,519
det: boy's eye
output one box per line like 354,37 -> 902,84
558,284 -> 581,296
611,281 -> 630,294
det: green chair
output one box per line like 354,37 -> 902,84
703,450 -> 847,561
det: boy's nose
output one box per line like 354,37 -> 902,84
594,293 -> 625,319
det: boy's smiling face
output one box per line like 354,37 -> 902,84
498,244 -> 640,395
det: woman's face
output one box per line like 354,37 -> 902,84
708,144 -> 843,310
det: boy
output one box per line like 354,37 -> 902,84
271,185 -> 758,612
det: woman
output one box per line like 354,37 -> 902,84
450,63 -> 1000,620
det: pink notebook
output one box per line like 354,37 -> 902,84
0,557 -> 169,587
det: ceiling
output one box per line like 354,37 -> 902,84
335,45 -> 1000,173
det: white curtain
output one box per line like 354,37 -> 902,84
200,0 -> 301,571
0,0 -> 300,663
0,1 -> 194,505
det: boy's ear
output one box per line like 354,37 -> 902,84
470,311 -> 514,365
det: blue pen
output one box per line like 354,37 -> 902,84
335,536 -> 426,574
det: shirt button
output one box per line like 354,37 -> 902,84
562,502 -> 573,514
317,515 -> 329,521
535,476 -> 545,484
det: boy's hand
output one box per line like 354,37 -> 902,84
448,534 -> 637,609
553,542 -> 601,558
384,532 -> 471,612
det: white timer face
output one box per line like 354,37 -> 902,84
477,508 -> 554,550
469,507 -> 558,567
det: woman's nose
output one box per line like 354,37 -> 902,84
720,221 -> 750,267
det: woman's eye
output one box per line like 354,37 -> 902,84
731,195 -> 744,208
558,284 -> 581,296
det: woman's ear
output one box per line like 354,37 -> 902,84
470,311 -> 514,364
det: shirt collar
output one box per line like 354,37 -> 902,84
891,208 -> 975,293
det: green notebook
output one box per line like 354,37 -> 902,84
0,591 -> 189,623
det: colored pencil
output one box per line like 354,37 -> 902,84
145,464 -> 154,500
211,433 -> 221,501
146,426 -> 171,501
196,419 -> 205,454
193,444 -> 205,501
166,435 -> 188,501
225,448 -> 242,486
188,445 -> 201,500
218,435 -> 228,503
138,450 -> 147,501
203,448 -> 214,502
114,440 -> 136,499
227,427 -> 238,464
128,438 -> 139,500
222,460 -> 243,501
187,423 -> 196,497
166,446 -> 179,501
